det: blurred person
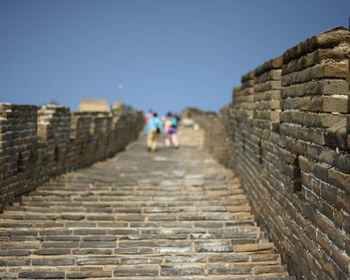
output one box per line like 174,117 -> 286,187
144,109 -> 153,124
144,113 -> 163,152
173,112 -> 181,126
164,112 -> 179,148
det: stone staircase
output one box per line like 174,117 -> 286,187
0,138 -> 295,279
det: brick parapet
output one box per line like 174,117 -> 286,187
0,104 -> 143,212
186,26 -> 350,280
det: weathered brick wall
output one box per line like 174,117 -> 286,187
186,27 -> 350,280
0,104 -> 143,212
0,104 -> 38,206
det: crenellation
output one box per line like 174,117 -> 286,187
0,104 -> 143,212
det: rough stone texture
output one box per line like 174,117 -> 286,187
0,104 -> 143,212
0,136 -> 294,279
187,27 -> 350,280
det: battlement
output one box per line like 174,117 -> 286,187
0,104 -> 143,212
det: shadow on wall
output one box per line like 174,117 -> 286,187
0,104 -> 144,212
186,26 -> 350,280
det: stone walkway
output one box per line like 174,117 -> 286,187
0,137 -> 295,279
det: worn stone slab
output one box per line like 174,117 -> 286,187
0,138 -> 293,279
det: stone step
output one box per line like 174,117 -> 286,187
4,202 -> 250,212
0,240 -> 274,253
0,252 -> 281,261
7,264 -> 289,276
0,220 -> 257,229
0,140 -> 293,279
19,194 -> 247,203
0,270 -> 296,280
0,214 -> 252,223
15,197 -> 249,205
1,236 -> 265,246
38,183 -> 239,189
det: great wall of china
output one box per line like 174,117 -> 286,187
0,26 -> 349,279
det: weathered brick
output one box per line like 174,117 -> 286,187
76,257 -> 119,265
66,270 -> 112,278
161,265 -> 204,276
283,27 -> 350,63
327,168 -> 350,193
0,249 -> 30,256
163,256 -> 206,263
115,248 -> 153,254
254,265 -> 287,274
114,265 -> 158,276
282,63 -> 349,86
120,257 -> 161,264
0,259 -> 30,266
233,243 -> 274,252
42,241 -> 79,248
72,248 -> 112,255
208,254 -> 249,262
33,248 -> 71,255
195,241 -> 233,252
207,264 -> 252,275
19,271 -> 65,279
32,258 -> 75,266
283,47 -> 350,75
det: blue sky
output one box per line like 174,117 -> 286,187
1,0 -> 349,115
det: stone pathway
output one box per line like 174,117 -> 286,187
0,138 -> 295,279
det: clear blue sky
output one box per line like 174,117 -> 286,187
1,0 -> 349,115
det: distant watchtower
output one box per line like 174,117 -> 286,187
79,98 -> 110,112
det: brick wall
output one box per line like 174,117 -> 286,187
0,104 -> 143,212
186,26 -> 350,279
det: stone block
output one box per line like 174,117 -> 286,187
281,96 -> 348,113
121,257 -> 161,264
327,168 -> 350,193
233,242 -> 274,252
254,81 -> 282,92
283,26 -> 350,63
19,271 -> 65,279
0,259 -> 30,266
282,63 -> 349,87
33,248 -> 71,255
281,111 -> 346,129
207,263 -> 252,275
255,55 -> 283,76
67,270 -> 112,278
241,70 -> 255,83
32,258 -> 75,266
76,257 -> 119,265
115,247 -> 153,254
334,152 -> 350,172
114,265 -> 159,276
253,265 -> 286,274
208,254 -> 249,262
323,96 -> 349,113
255,69 -> 282,84
283,45 -> 350,75
160,265 -> 204,276
254,90 -> 281,101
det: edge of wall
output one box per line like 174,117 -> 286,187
0,104 -> 144,213
185,26 -> 350,280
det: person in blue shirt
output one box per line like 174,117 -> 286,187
144,113 -> 163,152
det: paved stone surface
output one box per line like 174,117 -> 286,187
0,137 -> 295,279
